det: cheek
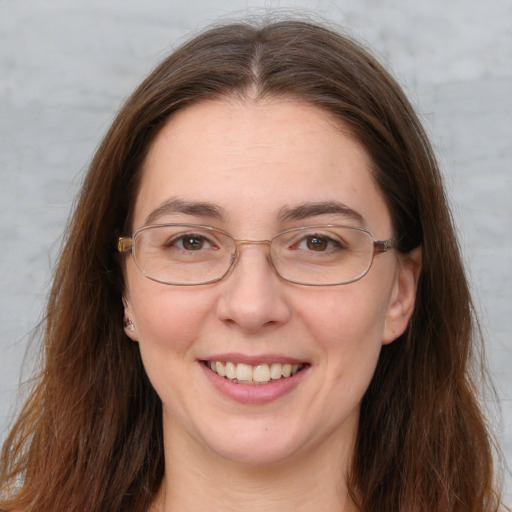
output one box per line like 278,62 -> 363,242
127,272 -> 215,355
305,285 -> 391,345
127,280 -> 218,411
298,283 -> 392,383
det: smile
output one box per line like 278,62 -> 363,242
205,361 -> 306,385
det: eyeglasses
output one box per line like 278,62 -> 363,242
118,223 -> 398,286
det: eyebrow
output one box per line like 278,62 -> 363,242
143,198 -> 366,228
144,198 -> 225,225
278,201 -> 366,227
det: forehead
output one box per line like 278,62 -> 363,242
134,97 -> 391,234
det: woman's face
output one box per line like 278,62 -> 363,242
124,98 -> 418,467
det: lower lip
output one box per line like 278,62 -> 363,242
200,363 -> 309,404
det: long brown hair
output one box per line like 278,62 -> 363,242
0,19 -> 504,512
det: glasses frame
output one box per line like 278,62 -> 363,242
118,223 -> 399,286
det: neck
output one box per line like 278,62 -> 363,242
151,420 -> 358,512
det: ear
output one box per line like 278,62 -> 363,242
382,247 -> 421,345
122,294 -> 138,342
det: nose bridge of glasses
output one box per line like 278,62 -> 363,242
234,239 -> 272,249
229,239 -> 275,273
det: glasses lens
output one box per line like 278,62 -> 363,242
133,225 -> 234,284
271,226 -> 374,285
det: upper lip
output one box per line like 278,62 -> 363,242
200,353 -> 308,365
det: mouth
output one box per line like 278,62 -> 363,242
203,360 -> 307,385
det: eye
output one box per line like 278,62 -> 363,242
167,233 -> 215,251
297,234 -> 343,252
305,235 -> 328,251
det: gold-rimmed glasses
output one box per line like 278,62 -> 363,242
118,223 -> 398,286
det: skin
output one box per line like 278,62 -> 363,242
123,97 -> 420,511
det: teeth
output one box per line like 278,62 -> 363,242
236,363 -> 253,382
206,361 -> 304,385
216,361 -> 226,377
253,364 -> 271,383
270,363 -> 282,380
225,361 -> 236,380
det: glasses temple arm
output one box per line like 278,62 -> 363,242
373,237 -> 400,253
118,237 -> 133,253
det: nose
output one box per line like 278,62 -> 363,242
216,243 -> 292,334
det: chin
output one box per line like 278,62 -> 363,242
197,418 -> 307,467
211,440 -> 302,468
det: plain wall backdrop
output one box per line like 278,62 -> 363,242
1,0 -> 511,502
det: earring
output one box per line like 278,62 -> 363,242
124,319 -> 135,332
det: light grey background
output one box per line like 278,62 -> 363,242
1,0 -> 511,502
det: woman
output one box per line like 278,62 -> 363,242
0,19 -> 505,512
